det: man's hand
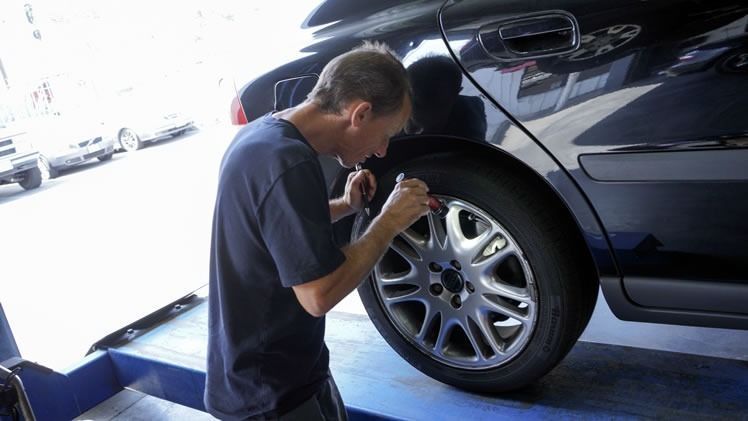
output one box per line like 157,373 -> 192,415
377,177 -> 430,236
344,169 -> 377,212
329,169 -> 377,222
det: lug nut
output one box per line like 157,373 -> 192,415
451,295 -> 462,309
429,262 -> 443,272
430,284 -> 443,295
466,282 -> 475,293
451,260 -> 462,270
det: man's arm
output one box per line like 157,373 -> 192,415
294,178 -> 429,317
292,215 -> 396,317
330,197 -> 354,223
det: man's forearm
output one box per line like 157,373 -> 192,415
292,215 -> 397,316
330,197 -> 355,223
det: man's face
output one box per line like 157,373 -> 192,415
335,97 -> 411,168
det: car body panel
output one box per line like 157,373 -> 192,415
0,125 -> 40,185
440,0 -> 748,318
44,137 -> 115,168
134,115 -> 194,143
30,118 -> 115,170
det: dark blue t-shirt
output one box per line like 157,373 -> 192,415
204,114 -> 346,419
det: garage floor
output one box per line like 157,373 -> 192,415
77,288 -> 748,420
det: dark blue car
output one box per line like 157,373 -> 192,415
233,0 -> 748,392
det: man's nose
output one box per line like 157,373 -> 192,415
374,141 -> 388,158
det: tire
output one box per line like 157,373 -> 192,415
352,153 -> 598,392
38,156 -> 58,180
118,128 -> 142,152
97,153 -> 113,162
19,166 -> 42,190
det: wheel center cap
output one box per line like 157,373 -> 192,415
441,269 -> 464,293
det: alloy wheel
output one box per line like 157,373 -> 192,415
373,196 -> 538,370
119,129 -> 139,151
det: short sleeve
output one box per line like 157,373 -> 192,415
257,160 -> 346,287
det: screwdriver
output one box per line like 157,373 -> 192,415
356,164 -> 370,216
395,172 -> 448,218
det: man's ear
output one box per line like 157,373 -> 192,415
349,101 -> 373,129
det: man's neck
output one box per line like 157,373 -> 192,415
274,103 -> 342,156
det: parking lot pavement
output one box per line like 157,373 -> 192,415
1,124 -> 238,369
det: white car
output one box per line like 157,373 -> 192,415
0,122 -> 41,190
31,117 -> 116,179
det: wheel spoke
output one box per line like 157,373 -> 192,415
433,316 -> 455,357
444,207 -> 467,253
475,311 -> 505,356
426,211 -> 448,250
480,280 -> 532,304
480,295 -> 530,325
476,246 -> 515,276
461,316 -> 486,361
467,223 -> 511,264
391,229 -> 425,261
415,305 -> 440,343
382,286 -> 428,306
377,268 -> 420,286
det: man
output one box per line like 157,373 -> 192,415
204,42 -> 430,420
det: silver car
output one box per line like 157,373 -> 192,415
109,88 -> 195,152
115,112 -> 194,152
32,118 -> 116,179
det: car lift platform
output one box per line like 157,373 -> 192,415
10,290 -> 748,420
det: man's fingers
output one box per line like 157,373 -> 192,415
365,171 -> 377,198
400,184 -> 429,197
398,177 -> 429,192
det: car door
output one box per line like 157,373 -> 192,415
440,0 -> 748,319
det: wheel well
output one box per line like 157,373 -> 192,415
333,135 -> 601,282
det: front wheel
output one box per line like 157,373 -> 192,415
97,153 -> 113,162
352,153 -> 597,392
38,156 -> 58,180
118,128 -> 142,152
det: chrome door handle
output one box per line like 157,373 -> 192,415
479,11 -> 580,60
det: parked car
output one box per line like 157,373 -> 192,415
108,88 -> 195,152
32,117 -> 116,180
0,122 -> 41,190
232,0 -> 748,393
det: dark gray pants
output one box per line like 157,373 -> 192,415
279,375 -> 347,421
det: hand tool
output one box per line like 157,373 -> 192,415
356,164 -> 370,216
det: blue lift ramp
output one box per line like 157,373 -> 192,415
7,291 -> 748,420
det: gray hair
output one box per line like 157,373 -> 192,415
308,41 -> 412,117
